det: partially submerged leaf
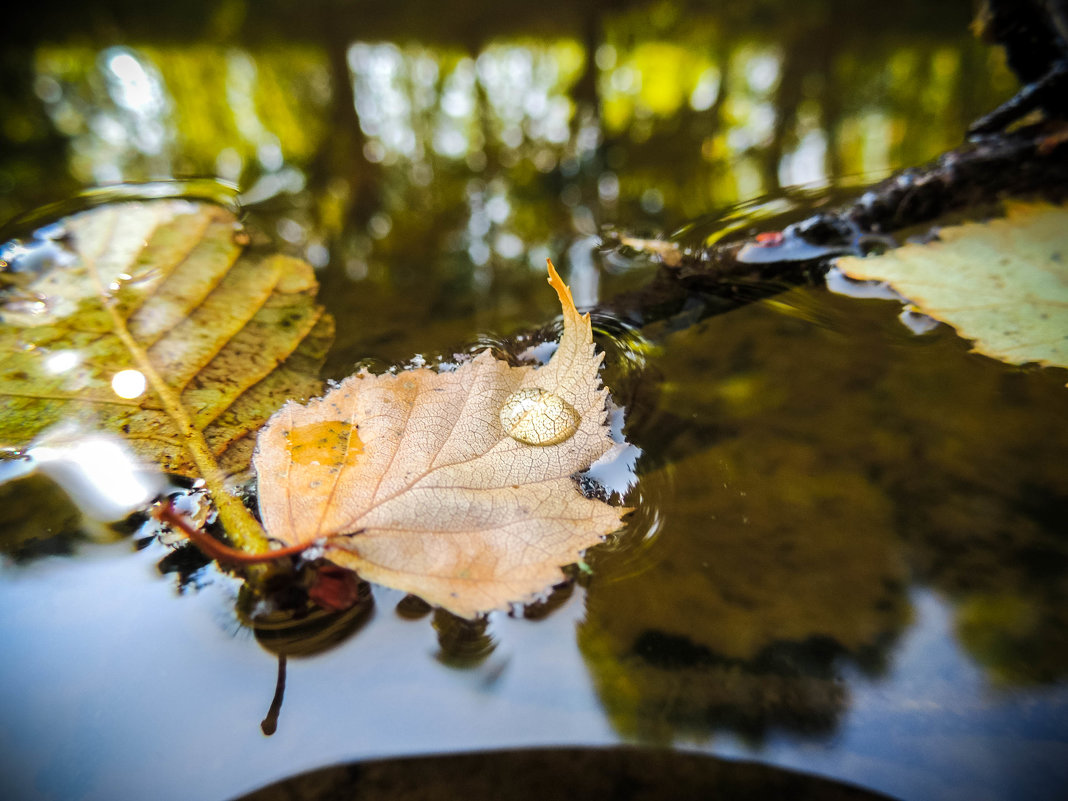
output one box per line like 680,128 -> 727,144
0,199 -> 333,549
254,261 -> 629,618
835,202 -> 1068,375
0,199 -> 332,477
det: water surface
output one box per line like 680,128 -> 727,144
2,2 -> 1066,800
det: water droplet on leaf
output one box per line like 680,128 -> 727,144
499,387 -> 579,446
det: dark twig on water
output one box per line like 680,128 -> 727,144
597,123 -> 1068,331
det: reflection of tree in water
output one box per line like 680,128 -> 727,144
4,1 -> 1011,251
582,628 -> 853,742
580,433 -> 908,742
1,1 -> 1015,392
0,474 -> 83,559
580,288 -> 1068,741
882,369 -> 1068,686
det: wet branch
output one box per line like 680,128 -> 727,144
595,123 -> 1068,330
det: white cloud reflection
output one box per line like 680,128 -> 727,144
24,426 -> 163,522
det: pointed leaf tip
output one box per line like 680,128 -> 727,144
546,258 -> 577,315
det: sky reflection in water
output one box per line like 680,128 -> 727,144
2,541 -> 1066,801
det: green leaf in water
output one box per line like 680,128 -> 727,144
835,202 -> 1068,379
0,198 -> 334,550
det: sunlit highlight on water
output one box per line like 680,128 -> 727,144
111,368 -> 147,399
27,428 -> 162,521
44,349 -> 80,374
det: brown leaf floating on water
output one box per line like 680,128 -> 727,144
254,260 -> 630,618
